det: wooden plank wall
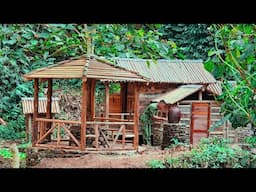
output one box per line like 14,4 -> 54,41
127,83 -> 176,133
109,94 -> 121,113
178,100 -> 229,137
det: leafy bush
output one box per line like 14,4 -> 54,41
147,159 -> 165,168
148,138 -> 256,168
0,148 -> 26,159
245,136 -> 256,147
0,148 -> 13,158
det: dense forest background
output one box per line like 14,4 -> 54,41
0,24 -> 255,140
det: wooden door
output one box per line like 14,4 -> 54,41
190,102 -> 210,145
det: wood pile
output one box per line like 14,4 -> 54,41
54,90 -> 82,121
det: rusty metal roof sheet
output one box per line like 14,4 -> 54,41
115,58 -> 216,84
21,97 -> 60,114
23,55 -> 148,82
152,84 -> 203,104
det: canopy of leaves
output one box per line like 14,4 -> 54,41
207,24 -> 256,129
159,24 -> 214,61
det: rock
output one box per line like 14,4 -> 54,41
137,146 -> 146,154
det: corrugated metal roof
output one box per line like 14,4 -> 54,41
21,97 -> 60,114
115,58 -> 216,84
152,85 -> 203,104
23,55 -> 148,82
206,81 -> 222,96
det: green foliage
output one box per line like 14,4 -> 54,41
0,148 -> 13,158
0,148 -> 26,159
209,113 -> 231,132
147,159 -> 165,168
207,24 -> 256,129
109,83 -> 121,94
148,138 -> 256,168
159,24 -> 214,61
167,137 -> 189,149
94,24 -> 183,60
244,136 -> 256,147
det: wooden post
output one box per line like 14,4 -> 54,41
46,79 -> 52,119
133,83 -> 139,150
32,78 -> 39,146
91,79 -> 96,119
120,83 -> 128,113
86,79 -> 91,120
28,115 -> 32,143
46,78 -> 52,141
207,103 -> 211,137
105,82 -> 110,118
80,78 -> 87,151
198,90 -> 203,101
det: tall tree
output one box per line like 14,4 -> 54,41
208,24 -> 256,129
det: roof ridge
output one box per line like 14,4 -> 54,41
158,59 -> 203,62
92,56 -> 150,81
115,58 -> 203,63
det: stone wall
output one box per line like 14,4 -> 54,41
161,123 -> 190,149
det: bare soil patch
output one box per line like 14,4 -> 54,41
33,145 -> 187,168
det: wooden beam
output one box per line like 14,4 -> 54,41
86,79 -> 91,120
133,83 -> 139,150
32,78 -> 39,146
28,115 -> 32,143
36,123 -> 57,144
120,83 -> 128,113
80,78 -> 87,151
91,79 -> 96,119
105,82 -> 110,118
46,79 -> 52,119
36,118 -> 81,124
207,103 -> 211,137
35,144 -> 80,150
46,78 -> 52,141
198,90 -> 203,100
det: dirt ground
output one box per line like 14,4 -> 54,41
33,145 -> 187,168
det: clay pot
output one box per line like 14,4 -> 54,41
168,105 -> 181,123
